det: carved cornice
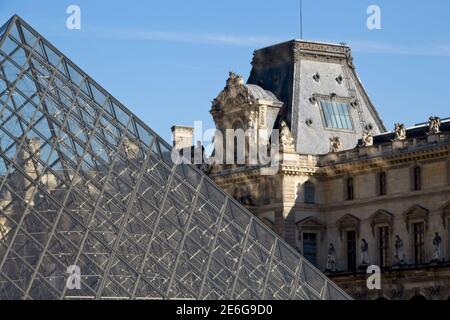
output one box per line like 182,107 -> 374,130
292,41 -> 353,66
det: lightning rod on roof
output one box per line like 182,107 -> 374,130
300,0 -> 303,39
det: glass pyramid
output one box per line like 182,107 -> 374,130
0,15 -> 350,300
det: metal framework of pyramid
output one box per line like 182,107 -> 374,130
0,15 -> 350,300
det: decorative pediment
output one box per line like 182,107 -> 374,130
297,216 -> 325,229
370,209 -> 394,236
441,202 -> 450,228
296,216 -> 326,241
336,214 -> 360,239
403,205 -> 429,232
211,72 -> 282,113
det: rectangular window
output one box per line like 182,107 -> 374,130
413,167 -> 422,191
320,101 -> 354,130
303,233 -> 317,266
378,227 -> 390,268
379,172 -> 387,196
346,178 -> 354,201
347,231 -> 357,272
413,222 -> 425,265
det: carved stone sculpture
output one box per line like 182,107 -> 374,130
427,116 -> 441,135
280,121 -> 294,148
393,123 -> 406,141
394,235 -> 406,266
360,239 -> 369,266
329,136 -> 342,153
432,232 -> 442,262
326,243 -> 337,272
361,130 -> 374,147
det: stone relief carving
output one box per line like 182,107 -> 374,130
393,123 -> 407,141
248,111 -> 257,144
259,106 -> 266,127
329,136 -> 342,153
427,116 -> 441,135
212,71 -> 280,112
248,111 -> 257,130
280,121 -> 295,148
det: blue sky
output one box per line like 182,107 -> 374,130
1,0 -> 449,142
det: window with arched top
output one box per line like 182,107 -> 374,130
304,181 -> 315,204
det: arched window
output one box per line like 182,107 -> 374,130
304,181 -> 315,204
413,166 -> 422,191
346,177 -> 354,201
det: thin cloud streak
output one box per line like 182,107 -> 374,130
84,25 -> 282,47
80,26 -> 450,57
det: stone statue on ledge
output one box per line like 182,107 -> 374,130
361,130 -> 374,147
280,121 -> 295,148
329,136 -> 342,153
432,232 -> 443,262
393,123 -> 406,141
326,243 -> 337,272
394,235 -> 406,266
360,239 -> 369,267
427,116 -> 441,135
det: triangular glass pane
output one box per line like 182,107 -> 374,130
19,23 -> 39,48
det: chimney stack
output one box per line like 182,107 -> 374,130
171,125 -> 194,149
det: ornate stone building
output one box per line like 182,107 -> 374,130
173,40 -> 450,300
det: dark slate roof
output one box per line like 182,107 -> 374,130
246,84 -> 280,102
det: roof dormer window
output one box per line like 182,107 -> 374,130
320,100 -> 354,130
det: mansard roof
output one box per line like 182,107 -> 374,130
247,39 -> 386,155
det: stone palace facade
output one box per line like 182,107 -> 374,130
172,40 -> 450,300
